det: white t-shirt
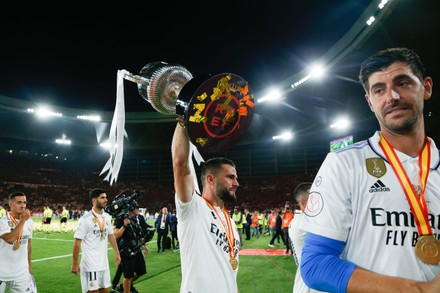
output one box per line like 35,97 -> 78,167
289,210 -> 327,293
0,214 -> 33,281
302,131 -> 440,281
176,193 -> 240,293
74,210 -> 114,271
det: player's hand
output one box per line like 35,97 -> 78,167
71,264 -> 80,275
21,209 -> 31,221
421,272 -> 440,292
115,254 -> 121,266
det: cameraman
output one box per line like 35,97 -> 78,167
113,205 -> 148,293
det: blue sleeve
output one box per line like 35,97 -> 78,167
301,232 -> 356,293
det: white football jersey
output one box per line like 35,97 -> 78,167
74,210 -> 114,271
176,193 -> 240,293
289,211 -> 328,293
302,131 -> 440,281
0,214 -> 33,280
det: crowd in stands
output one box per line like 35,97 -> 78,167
0,152 -> 316,218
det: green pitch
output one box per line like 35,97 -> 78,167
27,217 -> 296,292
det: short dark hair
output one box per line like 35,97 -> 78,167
359,47 -> 427,94
200,157 -> 236,186
89,188 -> 106,200
9,191 -> 25,202
293,182 -> 312,203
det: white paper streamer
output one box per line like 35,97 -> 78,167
190,142 -> 205,195
100,70 -> 126,185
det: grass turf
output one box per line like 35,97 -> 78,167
27,217 -> 296,292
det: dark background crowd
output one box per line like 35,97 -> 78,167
0,150 -> 315,217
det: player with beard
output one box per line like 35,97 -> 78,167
71,188 -> 121,293
301,48 -> 440,292
172,122 -> 241,293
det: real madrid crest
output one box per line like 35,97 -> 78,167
366,158 -> 387,178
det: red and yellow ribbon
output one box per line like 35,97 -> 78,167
91,210 -> 105,236
203,198 -> 237,264
8,212 -> 23,246
379,132 -> 431,235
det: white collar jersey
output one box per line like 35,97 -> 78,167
175,193 -> 240,293
302,131 -> 440,281
289,210 -> 328,293
0,214 -> 33,280
73,210 -> 114,271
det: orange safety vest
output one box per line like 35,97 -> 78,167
269,213 -> 277,227
281,211 -> 294,229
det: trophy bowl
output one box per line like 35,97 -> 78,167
136,61 -> 193,115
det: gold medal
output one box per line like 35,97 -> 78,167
415,235 -> 440,265
13,242 -> 20,250
229,257 -> 239,270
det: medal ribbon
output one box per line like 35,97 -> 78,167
203,198 -> 236,262
379,132 -> 431,235
8,212 -> 23,246
91,210 -> 105,235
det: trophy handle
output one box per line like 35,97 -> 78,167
121,70 -> 150,86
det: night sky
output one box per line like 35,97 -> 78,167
1,1 -> 439,148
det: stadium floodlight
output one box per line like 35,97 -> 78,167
55,134 -> 71,145
55,138 -> 71,145
100,141 -> 119,149
77,114 -> 101,122
309,63 -> 326,79
366,16 -> 375,26
378,0 -> 389,10
28,106 -> 63,119
272,131 -> 293,141
330,117 -> 351,129
257,89 -> 283,103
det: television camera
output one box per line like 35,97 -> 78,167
106,190 -> 155,256
105,189 -> 142,218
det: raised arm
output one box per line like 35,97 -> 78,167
172,123 -> 195,203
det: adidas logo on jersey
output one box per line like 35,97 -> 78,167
369,180 -> 390,193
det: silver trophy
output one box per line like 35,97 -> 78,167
122,61 -> 254,153
122,61 -> 193,115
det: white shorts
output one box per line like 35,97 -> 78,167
0,273 -> 37,293
80,269 -> 111,293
